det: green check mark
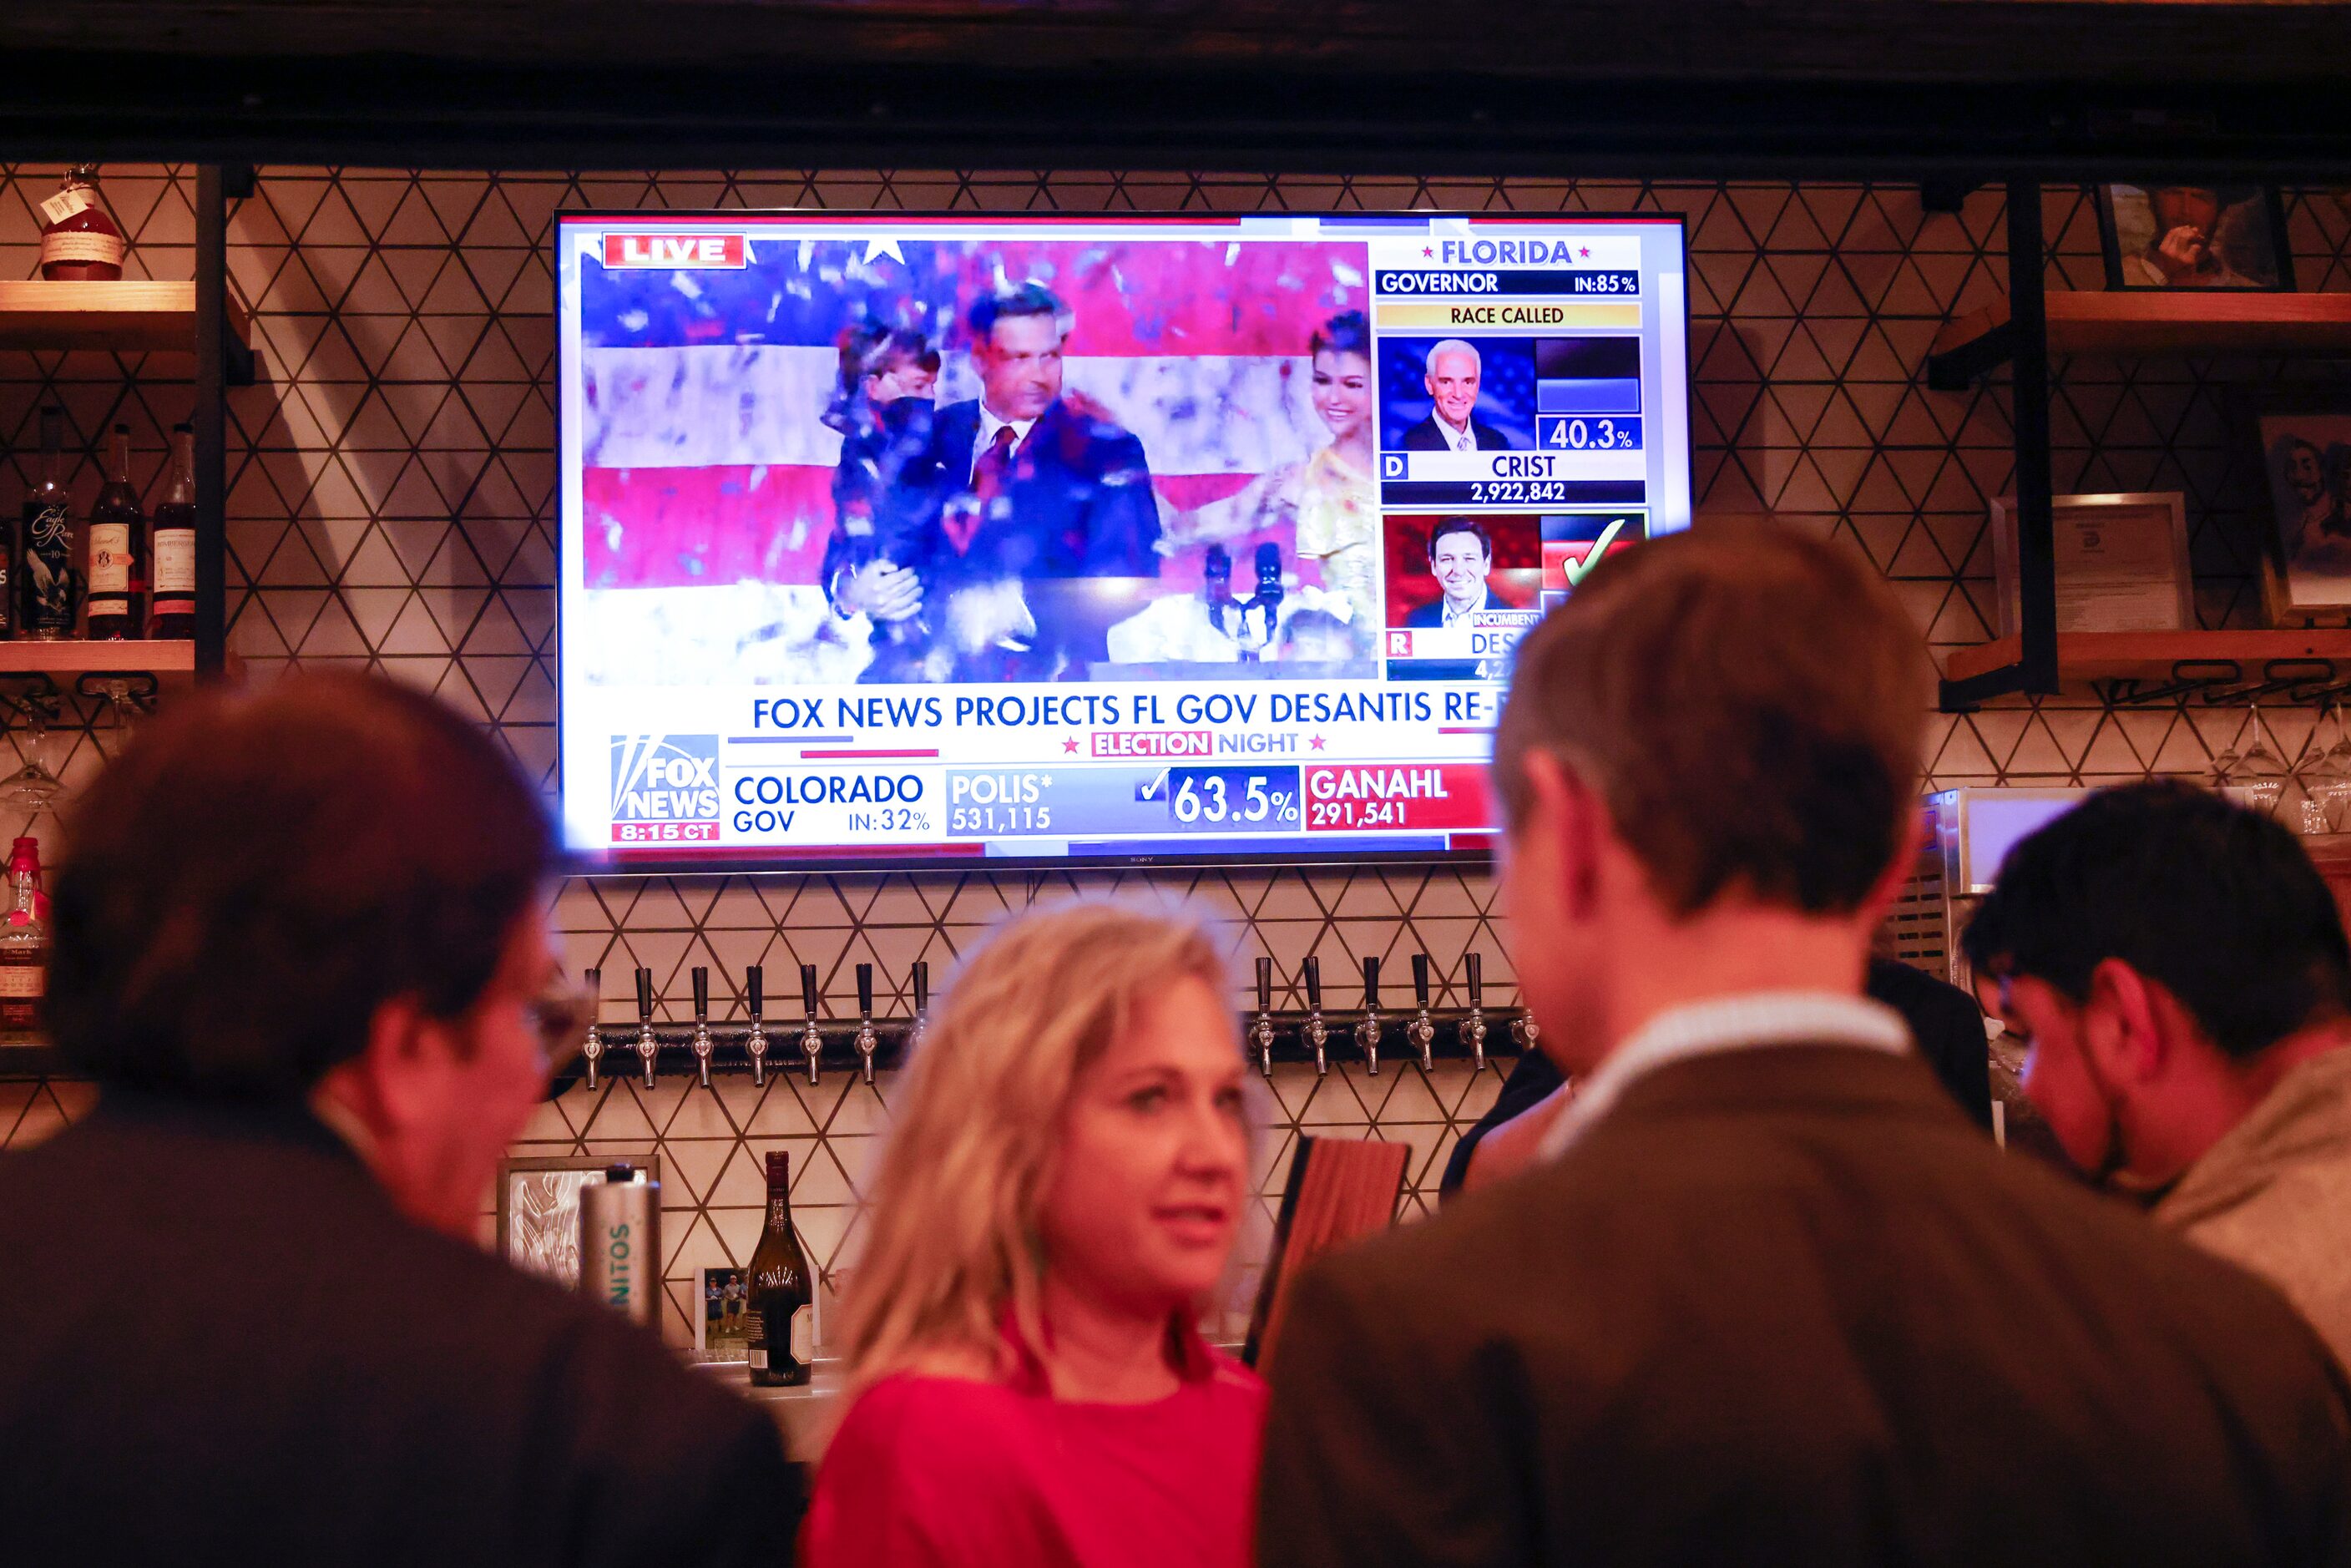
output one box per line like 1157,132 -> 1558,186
1561,517 -> 1630,589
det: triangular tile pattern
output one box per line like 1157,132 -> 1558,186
6,167 -> 2348,1345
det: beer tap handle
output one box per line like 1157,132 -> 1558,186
1255,955 -> 1273,1015
854,963 -> 877,1085
633,968 -> 657,1088
799,964 -> 822,1087
1465,951 -> 1484,1012
1302,957 -> 1327,1076
912,960 -> 930,1017
744,964 -> 767,1087
1251,955 -> 1275,1079
1411,953 -> 1435,1070
1358,956 -> 1381,1075
582,967 -> 603,1090
1464,951 -> 1487,1073
690,966 -> 713,1087
1362,956 -> 1381,1013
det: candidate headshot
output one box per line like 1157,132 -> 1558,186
1403,517 -> 1501,628
1384,337 -> 1524,453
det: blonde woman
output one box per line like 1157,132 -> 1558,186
802,902 -> 1263,1568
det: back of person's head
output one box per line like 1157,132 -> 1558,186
843,899 -> 1231,1387
1964,780 -> 2351,1058
1494,522 -> 1932,917
48,670 -> 556,1100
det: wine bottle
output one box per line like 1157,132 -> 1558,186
86,422 -> 143,640
149,422 -> 196,639
18,408 -> 75,642
746,1151 -> 815,1388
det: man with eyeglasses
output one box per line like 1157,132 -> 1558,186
0,673 -> 800,1567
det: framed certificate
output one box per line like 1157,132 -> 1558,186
1991,492 -> 2193,637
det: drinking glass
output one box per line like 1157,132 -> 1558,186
2302,703 -> 2351,835
2221,701 -> 2290,820
0,690 -> 67,812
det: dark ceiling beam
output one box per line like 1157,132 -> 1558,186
3,4 -> 2351,175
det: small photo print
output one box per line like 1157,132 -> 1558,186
697,1265 -> 753,1358
2260,411 -> 2351,615
2096,185 -> 2291,291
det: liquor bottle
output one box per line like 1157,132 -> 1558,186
0,837 -> 48,1033
746,1151 -> 815,1388
38,166 -> 125,282
149,422 -> 196,639
86,423 -> 144,640
19,408 -> 77,642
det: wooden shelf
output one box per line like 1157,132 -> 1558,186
0,640 -> 213,688
1929,292 -> 2351,387
1945,630 -> 2351,685
0,280 -> 250,367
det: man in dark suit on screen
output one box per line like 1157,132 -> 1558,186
830,281 -> 1161,680
1256,525 -> 2351,1568
1400,516 -> 1504,629
0,675 -> 800,1568
1395,339 -> 1514,452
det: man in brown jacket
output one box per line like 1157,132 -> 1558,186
1966,778 -> 2351,1368
1256,526 -> 2351,1567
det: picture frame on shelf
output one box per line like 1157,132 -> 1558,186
2094,184 -> 2293,292
695,1265 -> 753,1361
1990,492 -> 2194,637
495,1154 -> 662,1292
2257,406 -> 2351,627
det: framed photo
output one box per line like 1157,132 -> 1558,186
695,1265 -> 753,1359
2094,184 -> 2292,292
1991,492 -> 2192,636
496,1155 -> 661,1291
2257,407 -> 2351,625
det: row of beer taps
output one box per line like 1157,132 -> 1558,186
1267,953 -> 1535,1079
569,953 -> 1534,1091
577,961 -> 928,1091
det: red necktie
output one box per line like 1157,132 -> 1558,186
946,424 -> 1019,555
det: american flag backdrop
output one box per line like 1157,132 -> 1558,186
573,230 -> 1372,595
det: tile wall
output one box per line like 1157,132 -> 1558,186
3,167 -> 2348,1344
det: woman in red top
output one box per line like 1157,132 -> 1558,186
803,902 -> 1266,1568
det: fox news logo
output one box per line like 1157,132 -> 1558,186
610,735 -> 721,824
601,233 -> 746,269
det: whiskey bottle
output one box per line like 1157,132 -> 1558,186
38,166 -> 125,282
86,423 -> 144,640
746,1151 -> 815,1388
19,408 -> 77,641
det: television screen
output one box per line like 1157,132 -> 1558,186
556,211 -> 1690,867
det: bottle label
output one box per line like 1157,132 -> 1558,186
790,1304 -> 814,1363
38,188 -> 94,225
40,231 -> 125,267
747,1346 -> 768,1372
22,505 -> 73,630
153,531 -> 195,594
89,524 -> 130,595
0,968 -> 45,999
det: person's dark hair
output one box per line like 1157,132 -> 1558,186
968,281 -> 1067,342
1962,779 -> 2351,1060
1308,310 -> 1369,362
1493,522 -> 1930,917
1427,516 -> 1490,562
48,671 -> 558,1100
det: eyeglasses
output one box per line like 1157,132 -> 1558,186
524,979 -> 595,1071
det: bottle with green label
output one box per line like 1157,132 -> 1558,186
746,1151 -> 815,1387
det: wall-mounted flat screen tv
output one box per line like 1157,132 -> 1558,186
555,211 -> 1690,869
